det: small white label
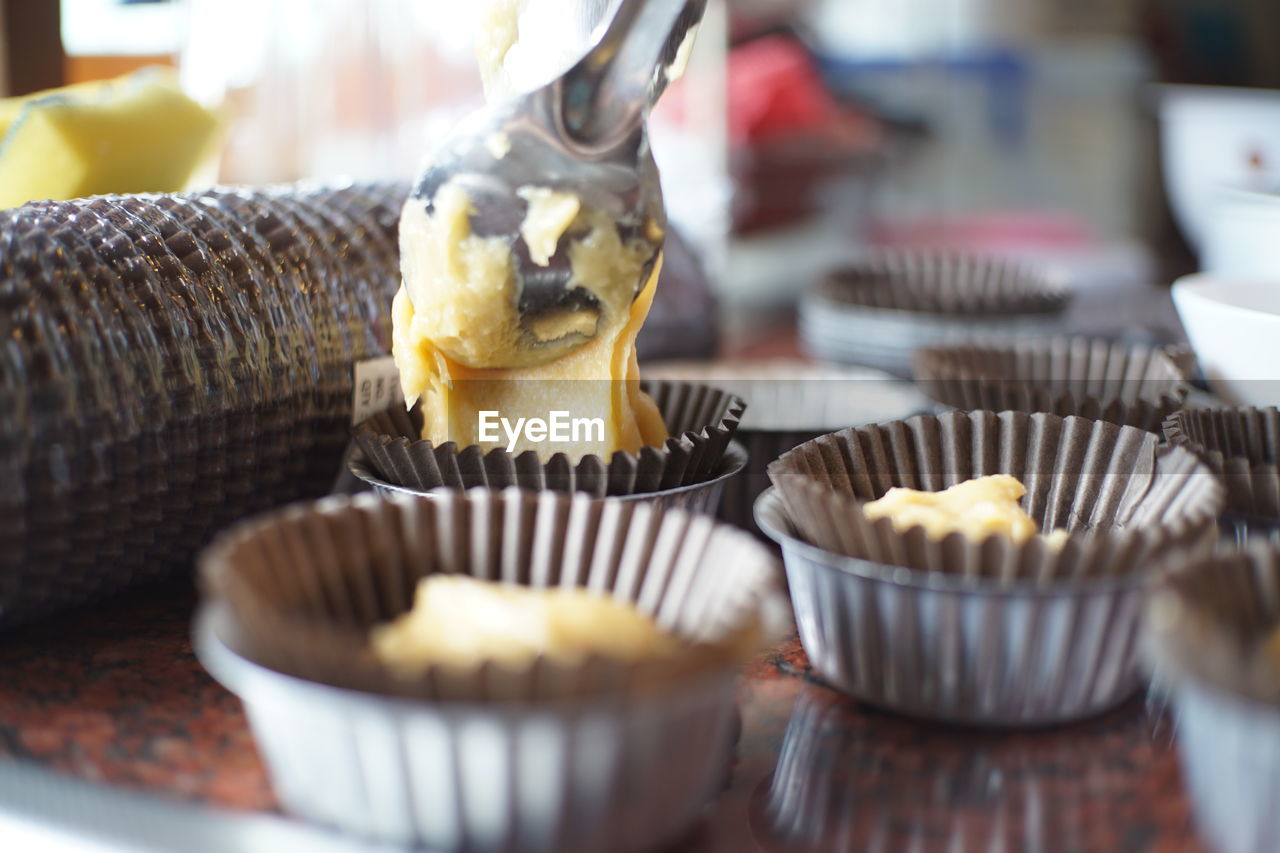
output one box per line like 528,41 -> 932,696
352,356 -> 404,425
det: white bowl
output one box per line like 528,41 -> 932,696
1156,85 -> 1280,251
1172,274 -> 1280,406
1204,187 -> 1280,277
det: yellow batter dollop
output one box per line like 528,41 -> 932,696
392,180 -> 667,459
518,186 -> 580,266
474,0 -> 523,100
863,474 -> 1068,547
371,575 -> 680,675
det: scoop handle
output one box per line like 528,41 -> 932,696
556,0 -> 707,153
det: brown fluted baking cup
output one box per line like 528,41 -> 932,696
767,410 -> 1223,583
1161,343 -> 1197,380
913,337 -> 1190,432
1164,407 -> 1280,519
1147,543 -> 1280,706
1144,543 -> 1280,853
198,488 -> 782,703
817,250 -> 1071,316
354,380 -> 745,496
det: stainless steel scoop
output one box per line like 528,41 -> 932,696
408,0 -> 707,366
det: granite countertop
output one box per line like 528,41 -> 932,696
0,579 -> 1207,852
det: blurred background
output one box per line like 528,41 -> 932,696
4,0 -> 1280,357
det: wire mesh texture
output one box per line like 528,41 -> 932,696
0,182 -> 409,625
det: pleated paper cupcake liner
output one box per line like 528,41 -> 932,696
800,251 -> 1071,376
348,441 -> 749,517
767,410 -> 1222,584
198,488 -> 781,703
913,337 -> 1190,433
1162,343 -> 1198,380
756,487 -> 1151,725
0,182 -> 406,626
816,250 -> 1072,316
1164,407 -> 1280,536
354,380 -> 744,497
195,489 -> 782,851
1145,545 -> 1280,853
196,607 -> 739,853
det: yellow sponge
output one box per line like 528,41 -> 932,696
0,71 -> 222,208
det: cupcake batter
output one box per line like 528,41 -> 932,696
371,575 -> 680,674
390,0 -> 670,460
864,474 -> 1067,546
392,180 -> 667,458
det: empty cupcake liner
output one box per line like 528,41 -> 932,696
354,380 -> 744,497
348,441 -> 749,517
196,489 -> 781,851
756,487 -> 1152,725
768,410 -> 1222,584
817,251 -> 1073,316
1145,545 -> 1280,853
913,337 -> 1190,433
800,252 -> 1071,377
1164,407 -> 1280,542
642,360 -> 931,532
196,607 -> 738,853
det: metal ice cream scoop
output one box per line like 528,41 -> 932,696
408,0 -> 707,365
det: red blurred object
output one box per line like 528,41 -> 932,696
867,213 -> 1095,253
661,33 -> 886,233
725,35 -> 840,144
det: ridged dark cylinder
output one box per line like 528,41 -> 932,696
0,182 -> 409,625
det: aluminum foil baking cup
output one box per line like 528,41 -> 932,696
196,489 -> 782,850
768,410 -> 1222,583
354,380 -> 744,496
757,487 -> 1155,725
914,336 -> 1190,432
1145,545 -> 1280,853
1164,406 -> 1280,544
349,441 -> 749,516
642,360 -> 931,532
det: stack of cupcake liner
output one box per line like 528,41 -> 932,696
352,380 -> 746,512
1164,406 -> 1280,543
197,488 -> 783,852
914,336 -> 1190,433
757,410 -> 1222,725
0,182 -> 407,625
1145,544 -> 1280,853
800,251 -> 1072,377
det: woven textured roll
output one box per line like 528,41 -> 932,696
0,182 -> 408,625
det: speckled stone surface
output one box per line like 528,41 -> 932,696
0,582 -> 273,812
0,581 -> 1208,851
